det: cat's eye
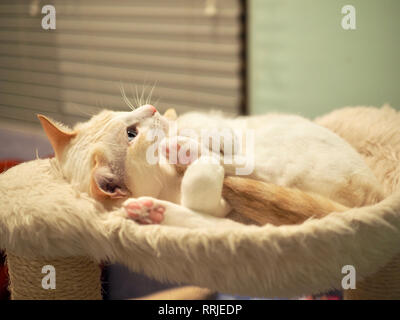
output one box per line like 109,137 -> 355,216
127,126 -> 138,141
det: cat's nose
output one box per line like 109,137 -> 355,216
143,104 -> 157,115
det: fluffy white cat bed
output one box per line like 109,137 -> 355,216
1,106 -> 399,300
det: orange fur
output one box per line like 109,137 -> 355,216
37,115 -> 77,160
222,176 -> 348,226
90,153 -> 129,202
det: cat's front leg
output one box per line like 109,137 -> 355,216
181,156 -> 230,218
160,137 -> 230,218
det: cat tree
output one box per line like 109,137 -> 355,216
1,106 -> 399,300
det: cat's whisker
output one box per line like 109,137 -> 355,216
153,97 -> 161,109
146,81 -> 158,106
119,82 -> 136,111
129,82 -> 138,109
70,102 -> 98,117
134,85 -> 142,108
115,82 -> 128,110
139,81 -> 147,107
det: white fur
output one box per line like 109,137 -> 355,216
181,156 -> 228,217
178,112 -> 382,207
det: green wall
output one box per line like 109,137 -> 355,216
249,0 -> 400,117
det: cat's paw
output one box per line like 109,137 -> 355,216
160,136 -> 201,166
123,198 -> 165,224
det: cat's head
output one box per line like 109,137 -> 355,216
38,105 -> 178,203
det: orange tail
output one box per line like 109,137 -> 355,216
222,176 -> 348,226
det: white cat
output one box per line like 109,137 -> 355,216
37,104 -> 383,228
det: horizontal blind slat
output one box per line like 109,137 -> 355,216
0,81 -> 239,112
0,56 -> 241,92
0,4 -> 241,18
0,0 -> 240,9
0,104 -> 86,126
0,17 -> 241,37
0,69 -> 240,107
0,43 -> 240,75
0,31 -> 240,58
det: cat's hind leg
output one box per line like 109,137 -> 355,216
123,197 -> 238,229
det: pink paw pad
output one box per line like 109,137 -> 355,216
161,138 -> 199,165
124,199 -> 165,224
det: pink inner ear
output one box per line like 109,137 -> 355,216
91,161 -> 129,200
110,188 -> 128,199
37,114 -> 76,159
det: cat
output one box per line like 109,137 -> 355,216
37,104 -> 384,228
38,105 -> 235,228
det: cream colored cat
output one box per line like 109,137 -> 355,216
37,104 -> 383,228
38,105 -> 233,228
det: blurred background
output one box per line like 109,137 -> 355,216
0,0 -> 399,300
250,0 -> 400,117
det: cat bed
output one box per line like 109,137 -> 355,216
1,106 -> 400,300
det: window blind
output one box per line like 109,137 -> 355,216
0,0 -> 244,127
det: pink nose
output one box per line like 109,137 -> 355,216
148,105 -> 157,115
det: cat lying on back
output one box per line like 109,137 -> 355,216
37,104 -> 383,228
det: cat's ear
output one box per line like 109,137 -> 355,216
90,153 -> 128,201
163,108 -> 177,121
37,115 -> 77,159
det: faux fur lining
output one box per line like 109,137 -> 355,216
1,157 -> 399,298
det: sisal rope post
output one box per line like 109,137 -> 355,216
6,252 -> 102,300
